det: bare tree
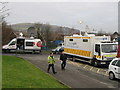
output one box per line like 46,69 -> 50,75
34,23 -> 43,39
1,2 -> 15,45
43,23 -> 51,42
2,21 -> 16,45
34,23 -> 51,42
0,2 -> 9,22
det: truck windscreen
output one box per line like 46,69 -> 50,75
101,44 -> 118,53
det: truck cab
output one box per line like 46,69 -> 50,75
94,42 -> 118,65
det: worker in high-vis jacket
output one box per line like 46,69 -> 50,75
47,53 -> 57,74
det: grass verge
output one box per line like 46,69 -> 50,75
2,55 -> 68,88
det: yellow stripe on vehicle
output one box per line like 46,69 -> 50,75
64,48 -> 91,57
95,55 -> 101,59
104,54 -> 117,57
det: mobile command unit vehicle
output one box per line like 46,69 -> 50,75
64,34 -> 118,66
108,37 -> 120,80
2,36 -> 42,53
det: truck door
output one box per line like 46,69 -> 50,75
95,44 -> 101,56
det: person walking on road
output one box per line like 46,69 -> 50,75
60,52 -> 67,70
47,53 -> 57,74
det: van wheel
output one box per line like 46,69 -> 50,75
39,50 -> 42,54
109,72 -> 115,80
6,49 -> 10,53
32,50 -> 35,54
3,50 -> 7,53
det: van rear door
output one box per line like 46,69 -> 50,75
17,38 -> 25,50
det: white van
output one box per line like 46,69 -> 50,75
2,37 -> 42,53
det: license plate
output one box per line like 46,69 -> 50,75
101,62 -> 106,64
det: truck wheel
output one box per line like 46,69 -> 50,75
109,72 -> 115,80
106,62 -> 110,66
53,52 -> 56,54
94,61 -> 100,67
90,59 -> 95,66
72,57 -> 76,62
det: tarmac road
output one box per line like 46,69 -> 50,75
3,53 -> 120,88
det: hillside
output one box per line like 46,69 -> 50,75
11,23 -> 79,34
11,23 -> 34,31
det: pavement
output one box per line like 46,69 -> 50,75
3,53 -> 120,88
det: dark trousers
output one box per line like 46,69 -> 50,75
61,61 -> 66,70
47,64 -> 56,73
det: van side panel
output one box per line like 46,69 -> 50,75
25,39 -> 41,50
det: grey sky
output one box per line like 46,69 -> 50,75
6,2 -> 118,33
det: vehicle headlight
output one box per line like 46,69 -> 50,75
2,45 -> 7,49
102,56 -> 107,60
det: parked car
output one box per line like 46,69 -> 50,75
108,58 -> 120,80
52,46 -> 64,54
59,47 -> 64,52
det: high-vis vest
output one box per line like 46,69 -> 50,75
48,56 -> 55,64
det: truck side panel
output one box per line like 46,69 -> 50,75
64,37 -> 92,59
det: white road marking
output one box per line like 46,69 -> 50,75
98,82 -> 115,88
83,65 -> 88,69
64,59 -> 109,76
105,71 -> 109,76
90,67 -> 93,71
97,69 -> 100,73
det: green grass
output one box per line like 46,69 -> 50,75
2,55 -> 68,88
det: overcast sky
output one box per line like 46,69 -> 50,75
5,2 -> 118,33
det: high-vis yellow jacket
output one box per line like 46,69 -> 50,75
48,56 -> 55,64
